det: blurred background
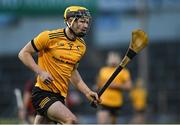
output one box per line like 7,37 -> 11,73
0,0 -> 180,124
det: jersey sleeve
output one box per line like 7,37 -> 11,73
31,31 -> 50,52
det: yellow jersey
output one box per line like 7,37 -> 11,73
97,66 -> 131,107
31,28 -> 86,97
130,87 -> 147,111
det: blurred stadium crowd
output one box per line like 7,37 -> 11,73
0,0 -> 180,124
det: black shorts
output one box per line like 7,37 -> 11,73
99,104 -> 121,116
32,87 -> 65,116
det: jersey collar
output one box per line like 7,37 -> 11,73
63,28 -> 76,41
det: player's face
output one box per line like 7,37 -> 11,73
73,17 -> 90,37
107,52 -> 121,67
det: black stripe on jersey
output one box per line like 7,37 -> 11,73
49,34 -> 64,36
31,40 -> 39,52
49,31 -> 64,35
49,34 -> 64,37
77,37 -> 86,46
49,34 -> 64,38
49,35 -> 65,39
49,33 -> 64,39
49,32 -> 64,37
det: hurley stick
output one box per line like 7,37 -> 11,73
91,29 -> 148,108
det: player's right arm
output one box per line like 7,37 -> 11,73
18,41 -> 41,74
18,32 -> 53,84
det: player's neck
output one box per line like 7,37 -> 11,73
65,27 -> 76,41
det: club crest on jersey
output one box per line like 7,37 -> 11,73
56,41 -> 82,51
67,43 -> 81,51
67,43 -> 73,50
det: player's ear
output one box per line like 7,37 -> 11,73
67,17 -> 74,24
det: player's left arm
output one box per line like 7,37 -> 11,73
70,69 -> 100,103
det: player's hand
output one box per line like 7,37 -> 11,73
38,71 -> 54,84
86,91 -> 101,105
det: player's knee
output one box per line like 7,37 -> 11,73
64,116 -> 78,124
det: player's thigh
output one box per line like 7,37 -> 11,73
47,101 -> 77,123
